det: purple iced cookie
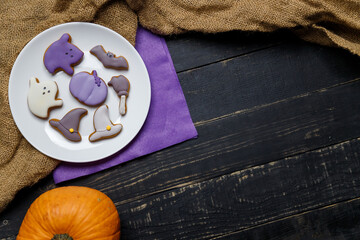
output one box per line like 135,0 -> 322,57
90,45 -> 129,70
44,33 -> 84,75
69,70 -> 108,106
49,108 -> 88,142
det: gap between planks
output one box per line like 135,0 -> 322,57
194,77 -> 360,127
113,135 -> 360,207
115,136 -> 360,239
175,42 -> 284,75
109,76 -> 360,206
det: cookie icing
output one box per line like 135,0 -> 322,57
69,70 -> 108,106
90,45 -> 129,70
108,75 -> 130,116
44,33 -> 84,75
27,77 -> 63,119
49,108 -> 88,142
89,105 -> 122,142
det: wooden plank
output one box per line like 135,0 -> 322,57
213,197 -> 360,240
5,138 -> 360,239
177,41 -> 360,123
4,79 -> 360,238
110,138 -> 360,239
166,31 -> 288,72
0,237 -> 15,240
0,234 -> 15,240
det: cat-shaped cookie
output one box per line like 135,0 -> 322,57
44,33 -> 84,75
27,77 -> 63,119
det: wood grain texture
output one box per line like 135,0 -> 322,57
177,40 -> 360,123
213,197 -> 360,240
111,138 -> 360,239
166,31 -> 288,72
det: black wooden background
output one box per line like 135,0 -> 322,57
2,30 -> 360,239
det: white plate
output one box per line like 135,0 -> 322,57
9,22 -> 151,163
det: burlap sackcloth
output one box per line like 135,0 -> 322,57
1,0 -> 360,213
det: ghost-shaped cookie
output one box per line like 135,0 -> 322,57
27,77 -> 63,119
43,33 -> 84,75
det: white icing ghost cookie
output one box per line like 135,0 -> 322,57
89,105 -> 122,142
27,77 -> 63,119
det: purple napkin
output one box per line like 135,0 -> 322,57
53,27 -> 198,183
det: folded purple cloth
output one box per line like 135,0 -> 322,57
53,27 -> 198,183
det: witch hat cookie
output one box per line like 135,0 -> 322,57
89,105 -> 122,142
49,108 -> 88,142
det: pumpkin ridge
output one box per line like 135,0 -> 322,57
76,209 -> 120,238
61,191 -> 92,236
43,187 -> 100,238
66,192 -> 111,237
39,190 -> 75,236
83,83 -> 97,103
45,195 -> 65,236
26,202 -> 54,238
31,190 -> 59,236
17,200 -> 53,239
70,197 -> 119,237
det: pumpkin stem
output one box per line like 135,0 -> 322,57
52,234 -> 73,240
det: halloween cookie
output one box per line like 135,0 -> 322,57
69,70 -> 108,106
49,108 -> 88,142
89,105 -> 122,142
44,33 -> 84,75
27,77 -> 63,119
108,75 -> 130,116
90,45 -> 129,70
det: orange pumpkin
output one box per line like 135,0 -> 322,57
17,186 -> 120,240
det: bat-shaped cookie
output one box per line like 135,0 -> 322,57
90,45 -> 129,70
